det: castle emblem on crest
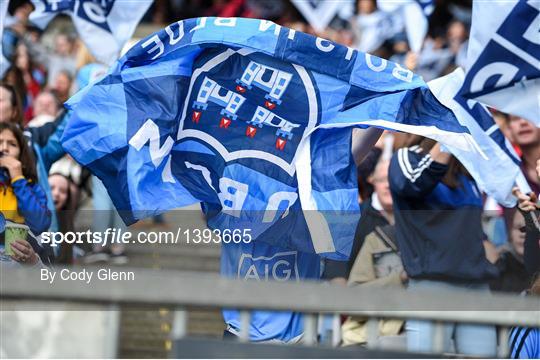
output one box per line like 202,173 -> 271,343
235,61 -> 292,110
190,61 -> 300,150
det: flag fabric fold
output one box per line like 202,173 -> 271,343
429,68 -> 530,207
29,0 -> 152,65
63,17 -> 480,259
460,1 -> 540,127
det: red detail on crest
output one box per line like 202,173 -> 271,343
192,111 -> 201,123
246,126 -> 257,138
265,100 -> 276,110
236,85 -> 246,93
219,117 -> 232,128
275,138 -> 286,150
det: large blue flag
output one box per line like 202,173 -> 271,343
30,0 -> 152,65
62,17 -> 480,260
460,1 -> 540,126
429,68 -> 530,207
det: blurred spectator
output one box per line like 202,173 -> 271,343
446,20 -> 468,68
342,223 -> 406,348
48,173 -> 76,264
2,66 -> 27,114
489,211 -> 530,293
14,43 -> 45,121
2,0 -> 34,60
342,160 -> 406,348
51,70 -> 73,104
0,122 -> 50,266
0,83 -> 24,127
389,140 -> 498,356
346,157 -> 393,276
507,116 -> 540,194
508,274 -> 540,359
31,91 -> 61,119
45,34 -> 77,88
350,0 -> 403,54
1,82 -> 69,237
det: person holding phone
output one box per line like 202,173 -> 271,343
0,122 -> 50,265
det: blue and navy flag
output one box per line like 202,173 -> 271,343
62,17 -> 480,260
460,1 -> 540,127
29,0 -> 152,65
429,68 -> 530,207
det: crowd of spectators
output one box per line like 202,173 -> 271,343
0,0 -> 538,357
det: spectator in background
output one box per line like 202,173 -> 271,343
48,173 -> 75,264
29,91 -> 60,125
342,159 -> 406,348
2,66 -> 27,113
513,160 -> 540,278
446,20 -> 468,68
2,0 -> 34,60
350,0 -> 402,55
347,157 -> 394,276
489,211 -> 530,293
507,116 -> 540,194
0,122 -> 50,266
508,274 -> 540,359
0,82 -> 69,237
51,70 -> 73,104
389,139 -> 498,357
14,43 -> 45,121
0,83 -> 24,128
45,34 -> 77,88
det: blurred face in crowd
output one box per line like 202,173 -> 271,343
370,159 -> 393,212
492,111 -> 513,142
447,21 -> 467,44
14,3 -> 33,22
55,35 -> 72,56
34,92 -> 59,117
510,211 -> 526,257
0,87 -> 14,123
53,72 -> 72,97
49,174 -> 69,211
15,44 -> 30,72
357,0 -> 376,14
0,129 -> 21,159
508,115 -> 540,147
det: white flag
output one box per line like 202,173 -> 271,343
429,68 -> 531,207
460,1 -> 540,127
30,0 -> 152,65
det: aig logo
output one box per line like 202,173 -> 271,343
237,251 -> 299,282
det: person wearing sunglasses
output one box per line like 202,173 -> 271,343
512,159 -> 540,279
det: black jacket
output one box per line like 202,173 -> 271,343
389,148 -> 498,282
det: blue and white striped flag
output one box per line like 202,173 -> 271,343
460,1 -> 540,127
62,17 -> 480,259
29,0 -> 152,65
429,68 -> 531,207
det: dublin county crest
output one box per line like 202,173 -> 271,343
177,48 -> 319,176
